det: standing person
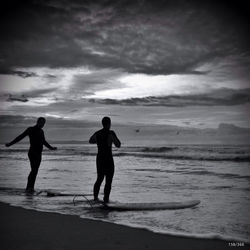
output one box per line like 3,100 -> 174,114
89,117 -> 121,203
5,117 -> 57,193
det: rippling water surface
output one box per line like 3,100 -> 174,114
0,144 -> 249,242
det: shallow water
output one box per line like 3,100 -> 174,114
0,144 -> 249,242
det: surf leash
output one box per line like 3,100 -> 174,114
73,194 -> 94,208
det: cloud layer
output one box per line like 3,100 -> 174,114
0,0 -> 250,131
1,0 -> 249,75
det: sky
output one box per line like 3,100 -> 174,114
0,0 -> 249,144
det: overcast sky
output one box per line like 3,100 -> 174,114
0,0 -> 249,142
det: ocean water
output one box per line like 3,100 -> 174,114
0,143 -> 249,243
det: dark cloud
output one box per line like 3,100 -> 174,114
3,87 -> 58,103
89,88 -> 250,107
0,69 -> 37,78
0,0 -> 249,75
20,87 -> 58,98
44,74 -> 58,80
7,94 -> 28,102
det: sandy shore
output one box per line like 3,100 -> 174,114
0,202 -> 246,250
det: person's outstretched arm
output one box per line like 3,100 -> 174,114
111,131 -> 121,148
5,128 -> 29,147
89,133 -> 97,144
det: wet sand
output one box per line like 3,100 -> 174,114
0,202 -> 244,250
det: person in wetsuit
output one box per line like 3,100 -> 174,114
5,117 -> 57,193
89,117 -> 121,203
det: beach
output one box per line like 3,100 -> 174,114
1,202 -> 239,250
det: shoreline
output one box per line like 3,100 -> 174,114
1,202 -> 246,250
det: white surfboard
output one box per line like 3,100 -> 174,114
103,200 -> 200,211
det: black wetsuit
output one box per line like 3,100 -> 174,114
9,126 -> 54,190
91,128 -> 120,202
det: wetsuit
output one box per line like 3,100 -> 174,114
8,126 -> 54,190
90,129 -> 120,203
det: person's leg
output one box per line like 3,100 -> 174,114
93,172 -> 104,200
104,168 -> 114,203
26,152 -> 41,191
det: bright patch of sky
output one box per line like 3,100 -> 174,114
84,72 -> 234,100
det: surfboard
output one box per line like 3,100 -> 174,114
45,190 -> 92,197
102,200 -> 200,211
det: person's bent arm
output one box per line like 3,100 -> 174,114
42,131 -> 57,150
44,140 -> 57,150
111,131 -> 121,148
5,128 -> 29,147
89,133 -> 97,144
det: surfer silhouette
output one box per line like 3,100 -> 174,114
89,117 -> 121,203
5,117 -> 57,193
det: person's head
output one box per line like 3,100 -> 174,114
36,117 -> 46,128
102,116 -> 111,130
